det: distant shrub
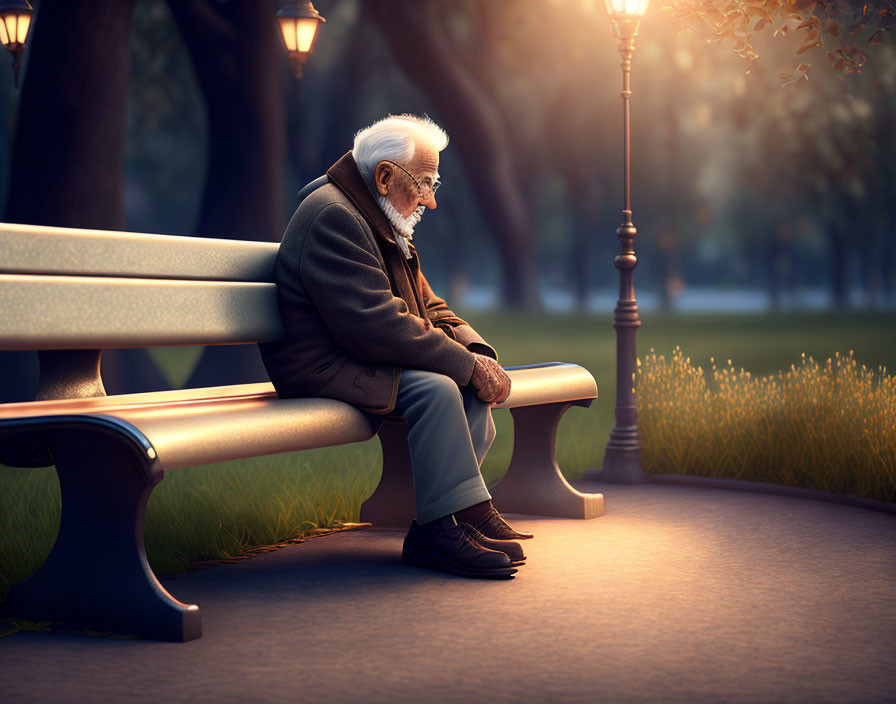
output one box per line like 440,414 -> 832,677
638,348 -> 896,503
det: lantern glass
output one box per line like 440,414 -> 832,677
0,18 -> 8,45
605,0 -> 649,16
16,12 -> 29,43
3,14 -> 16,44
295,17 -> 319,53
277,16 -> 298,52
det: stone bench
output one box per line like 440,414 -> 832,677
0,222 -> 602,641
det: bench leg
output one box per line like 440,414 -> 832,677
2,428 -> 201,641
359,419 -> 416,529
489,402 -> 604,519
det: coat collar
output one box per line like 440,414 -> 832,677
327,151 -> 398,245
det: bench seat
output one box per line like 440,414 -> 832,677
0,363 -> 596,474
0,384 -> 378,475
0,363 -> 597,477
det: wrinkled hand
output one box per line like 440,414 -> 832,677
470,354 -> 511,405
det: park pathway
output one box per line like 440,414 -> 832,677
1,481 -> 894,703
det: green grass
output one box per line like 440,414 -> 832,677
144,445 -> 382,574
0,445 -> 382,603
2,310 -> 895,602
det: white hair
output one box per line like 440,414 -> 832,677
353,114 -> 449,185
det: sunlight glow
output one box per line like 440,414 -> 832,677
674,48 -> 694,72
695,103 -> 712,127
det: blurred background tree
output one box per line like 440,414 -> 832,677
0,0 -> 893,401
664,0 -> 895,80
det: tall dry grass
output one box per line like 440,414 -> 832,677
638,348 -> 896,502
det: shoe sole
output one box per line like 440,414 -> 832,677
402,552 -> 517,579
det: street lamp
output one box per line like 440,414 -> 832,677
276,1 -> 326,80
585,0 -> 648,483
0,0 -> 33,88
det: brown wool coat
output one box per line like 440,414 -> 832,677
258,152 -> 496,414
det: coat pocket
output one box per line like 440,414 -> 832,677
319,356 -> 398,414
312,353 -> 346,382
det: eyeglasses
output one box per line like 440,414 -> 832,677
383,160 -> 441,200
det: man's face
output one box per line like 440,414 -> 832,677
375,144 -> 440,218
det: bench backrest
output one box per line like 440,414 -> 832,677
0,222 -> 284,350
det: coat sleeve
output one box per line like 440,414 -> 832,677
299,202 -> 478,386
418,270 -> 499,362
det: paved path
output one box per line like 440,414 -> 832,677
2,481 -> 894,703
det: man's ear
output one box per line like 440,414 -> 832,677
374,162 -> 392,196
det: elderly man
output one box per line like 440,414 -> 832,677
259,115 -> 532,579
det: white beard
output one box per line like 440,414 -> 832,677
378,195 -> 425,238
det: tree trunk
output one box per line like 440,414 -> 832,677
314,12 -> 379,174
454,0 -> 541,201
167,0 -> 286,389
768,226 -> 783,312
2,0 -> 169,400
881,214 -> 895,302
828,222 -> 850,308
571,216 -> 591,311
166,0 -> 286,241
541,63 -> 611,313
861,218 -> 882,308
366,0 -> 538,308
6,0 -> 133,230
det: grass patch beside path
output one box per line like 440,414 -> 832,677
2,311 -> 894,602
466,309 -> 896,483
639,348 -> 896,501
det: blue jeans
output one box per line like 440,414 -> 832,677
392,369 -> 495,524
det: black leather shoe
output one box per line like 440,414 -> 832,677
472,507 -> 534,540
458,522 -> 525,566
402,516 -> 517,579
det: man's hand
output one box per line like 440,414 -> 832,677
470,354 -> 511,405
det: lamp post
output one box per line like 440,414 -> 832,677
0,0 -> 33,88
276,1 -> 326,80
585,0 -> 648,483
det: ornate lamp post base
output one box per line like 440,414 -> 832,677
591,448 -> 645,483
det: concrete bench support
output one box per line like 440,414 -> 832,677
360,400 -> 604,528
0,422 -> 202,641
490,402 -> 604,519
360,419 -> 416,529
36,349 -> 106,401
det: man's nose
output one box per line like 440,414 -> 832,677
421,192 -> 437,210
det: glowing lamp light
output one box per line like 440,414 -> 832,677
605,0 -> 649,16
276,1 -> 326,79
0,0 -> 33,88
